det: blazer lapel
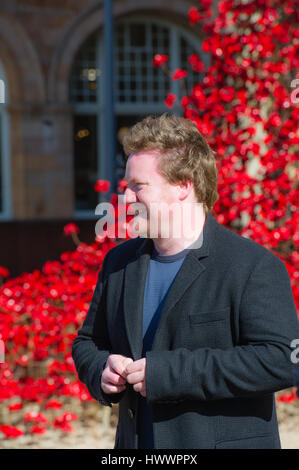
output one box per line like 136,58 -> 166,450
123,237 -> 153,360
123,211 -> 219,358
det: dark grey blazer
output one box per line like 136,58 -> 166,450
72,211 -> 299,449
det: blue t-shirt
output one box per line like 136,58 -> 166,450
137,235 -> 203,449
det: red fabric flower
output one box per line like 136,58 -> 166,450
219,86 -> 235,102
52,412 -> 78,432
153,54 -> 169,68
188,53 -> 205,72
0,266 -> 10,278
24,411 -> 48,424
30,425 -> 47,434
172,69 -> 188,80
117,179 -> 128,193
189,7 -> 203,26
94,179 -> 110,193
277,392 -> 297,403
164,93 -> 177,108
0,0 -> 297,438
8,403 -> 23,411
44,400 -> 63,409
63,223 -> 79,236
0,425 -> 24,439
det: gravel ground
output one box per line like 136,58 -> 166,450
0,391 -> 298,449
275,393 -> 299,449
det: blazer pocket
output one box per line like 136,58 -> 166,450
188,307 -> 230,325
215,433 -> 279,449
186,307 -> 233,349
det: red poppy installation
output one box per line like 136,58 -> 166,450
0,0 -> 298,440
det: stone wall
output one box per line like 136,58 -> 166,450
0,0 -> 201,220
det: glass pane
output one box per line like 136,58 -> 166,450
115,114 -> 147,184
129,23 -> 146,47
69,32 -> 99,103
115,21 -> 171,104
73,114 -> 98,211
180,36 -> 204,90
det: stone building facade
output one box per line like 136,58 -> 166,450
0,0 -> 215,274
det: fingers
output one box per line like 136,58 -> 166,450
121,357 -> 134,378
101,354 -> 134,395
101,368 -> 127,394
101,382 -> 127,394
101,355 -> 146,396
125,358 -> 146,375
133,381 -> 146,397
126,358 -> 146,397
126,370 -> 144,385
109,355 -> 134,379
104,367 -> 127,385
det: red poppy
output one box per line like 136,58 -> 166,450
188,7 -> 202,26
0,266 -> 10,278
63,223 -> 80,236
0,0 -> 297,440
94,179 -> 110,193
188,53 -> 205,72
117,179 -> 128,193
8,403 -> 23,411
164,93 -> 177,108
24,411 -> 48,424
152,54 -> 169,68
172,69 -> 188,80
29,425 -> 47,434
0,425 -> 24,439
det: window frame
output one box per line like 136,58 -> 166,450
71,16 -> 208,218
0,61 -> 11,220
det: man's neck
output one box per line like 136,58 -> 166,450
152,211 -> 206,256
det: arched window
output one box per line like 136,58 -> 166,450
0,61 -> 10,219
70,17 -> 208,214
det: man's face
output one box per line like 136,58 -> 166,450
123,150 -> 180,238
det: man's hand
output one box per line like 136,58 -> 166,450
126,358 -> 147,397
101,354 -> 133,395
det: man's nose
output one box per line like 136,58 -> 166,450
123,187 -> 137,204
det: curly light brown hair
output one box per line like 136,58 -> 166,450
122,113 -> 219,213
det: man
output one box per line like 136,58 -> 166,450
72,113 -> 299,449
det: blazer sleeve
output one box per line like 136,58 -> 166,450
72,250 -> 125,407
146,251 -> 299,404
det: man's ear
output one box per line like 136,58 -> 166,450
177,180 -> 193,200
